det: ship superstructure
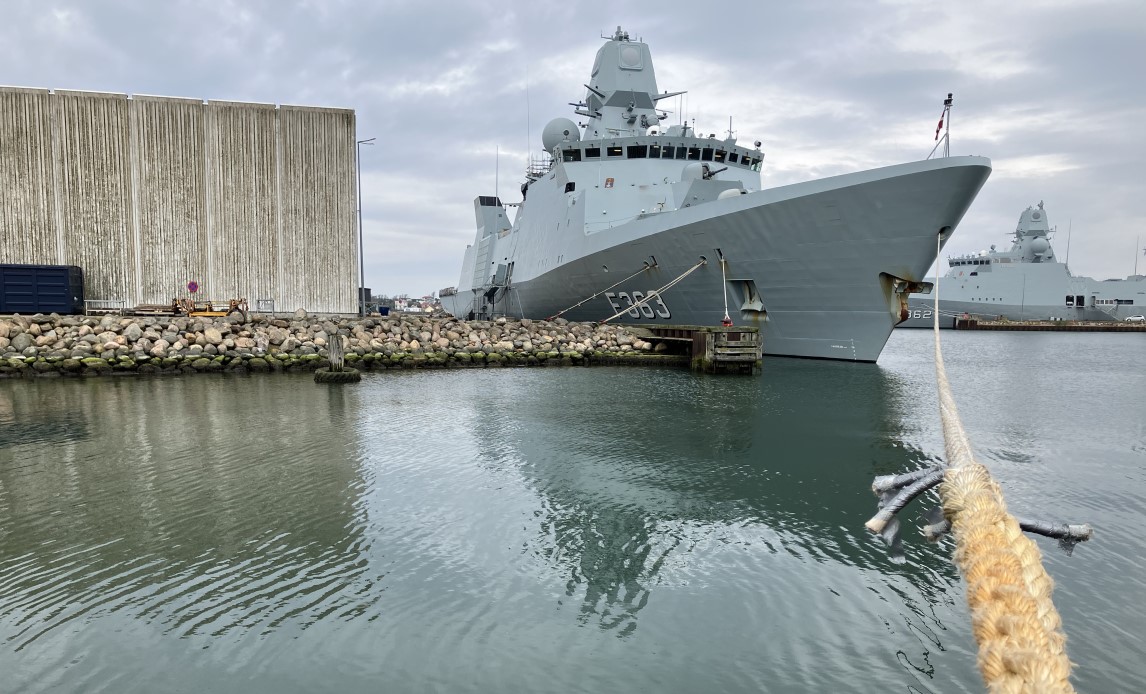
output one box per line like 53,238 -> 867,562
440,27 -> 992,361
901,202 -> 1146,326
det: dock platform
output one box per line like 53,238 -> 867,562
633,325 -> 762,374
955,318 -> 1146,332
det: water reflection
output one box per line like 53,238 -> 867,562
472,361 -> 965,689
0,375 -> 373,652
0,383 -> 91,448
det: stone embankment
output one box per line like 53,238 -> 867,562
0,311 -> 674,378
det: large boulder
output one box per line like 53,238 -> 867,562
11,333 -> 33,352
123,323 -> 143,342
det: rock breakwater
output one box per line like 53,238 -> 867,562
0,311 -> 676,378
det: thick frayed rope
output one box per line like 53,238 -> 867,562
933,236 -> 1075,693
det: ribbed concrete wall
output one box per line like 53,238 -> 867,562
0,87 -> 56,264
205,100 -> 281,309
54,90 -> 137,305
133,95 -> 209,305
0,87 -> 357,313
279,106 -> 357,313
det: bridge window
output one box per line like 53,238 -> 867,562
661,146 -> 675,158
607,146 -> 623,157
649,144 -> 661,158
687,147 -> 701,160
562,149 -> 581,162
701,148 -> 714,161
585,147 -> 601,158
714,150 -> 726,163
1065,295 -> 1075,306
627,145 -> 648,158
675,146 -> 687,160
728,152 -> 739,164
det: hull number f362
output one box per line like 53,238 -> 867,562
605,291 -> 671,319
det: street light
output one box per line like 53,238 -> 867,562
356,137 -> 376,317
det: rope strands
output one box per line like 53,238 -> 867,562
931,235 -> 1076,693
863,234 -> 1091,693
598,258 -> 707,324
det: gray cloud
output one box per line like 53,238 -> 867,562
4,0 -> 1145,294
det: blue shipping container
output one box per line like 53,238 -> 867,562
0,265 -> 85,315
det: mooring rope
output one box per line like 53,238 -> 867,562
598,258 -> 707,324
546,265 -> 652,320
930,235 -> 1076,693
719,253 -> 733,326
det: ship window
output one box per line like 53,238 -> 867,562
649,144 -> 661,158
714,150 -> 726,163
607,146 -> 623,157
970,271 -> 978,276
701,148 -> 714,161
1076,295 -> 1085,306
675,146 -> 687,160
1065,295 -> 1074,306
728,152 -> 739,164
687,147 -> 700,160
585,147 -> 601,158
627,145 -> 648,158
564,182 -> 576,193
562,149 -> 581,162
661,146 -> 675,158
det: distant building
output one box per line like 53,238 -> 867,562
0,87 -> 358,313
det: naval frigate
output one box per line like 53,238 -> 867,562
900,201 -> 1146,327
439,27 -> 992,361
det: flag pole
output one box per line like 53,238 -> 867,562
927,93 -> 953,160
943,93 -> 952,157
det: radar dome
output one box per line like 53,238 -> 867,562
542,118 -> 580,151
1030,238 -> 1050,255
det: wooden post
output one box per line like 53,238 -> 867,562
329,333 -> 345,372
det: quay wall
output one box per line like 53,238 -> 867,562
0,87 -> 356,313
0,313 -> 676,378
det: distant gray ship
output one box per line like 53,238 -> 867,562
439,27 -> 991,361
900,201 -> 1146,328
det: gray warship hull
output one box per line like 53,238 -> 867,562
442,156 -> 991,361
899,299 -> 1124,328
898,201 -> 1146,328
439,28 -> 992,361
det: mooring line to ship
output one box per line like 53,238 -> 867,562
598,258 -> 708,324
718,250 -> 732,326
865,234 -> 1091,693
545,265 -> 653,320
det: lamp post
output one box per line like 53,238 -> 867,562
356,137 -> 376,316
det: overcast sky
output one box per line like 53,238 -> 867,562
4,0 -> 1145,297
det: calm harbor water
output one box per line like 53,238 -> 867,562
1,329 -> 1143,693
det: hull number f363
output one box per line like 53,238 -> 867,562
605,291 -> 671,319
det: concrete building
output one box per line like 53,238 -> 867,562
0,86 -> 358,314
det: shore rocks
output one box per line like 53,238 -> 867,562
0,313 -> 675,378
